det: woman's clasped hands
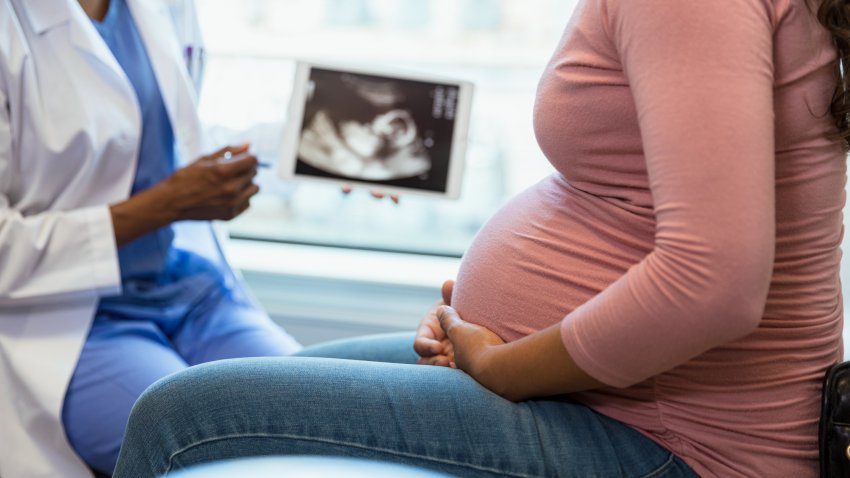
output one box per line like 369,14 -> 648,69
414,280 -> 510,396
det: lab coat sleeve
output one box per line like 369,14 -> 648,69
0,84 -> 121,307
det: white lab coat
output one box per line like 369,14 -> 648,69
0,0 -> 215,476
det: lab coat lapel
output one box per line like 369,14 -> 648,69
20,0 -> 69,33
128,0 -> 205,163
25,0 -> 131,93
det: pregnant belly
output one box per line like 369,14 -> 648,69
452,174 -> 655,342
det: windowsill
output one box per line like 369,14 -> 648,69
227,239 -> 461,289
226,239 -> 461,344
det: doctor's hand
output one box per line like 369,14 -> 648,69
110,145 -> 260,247
341,185 -> 400,204
414,280 -> 455,367
159,145 -> 260,222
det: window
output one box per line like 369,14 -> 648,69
195,0 -> 578,256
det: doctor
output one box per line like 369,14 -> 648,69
0,0 -> 303,476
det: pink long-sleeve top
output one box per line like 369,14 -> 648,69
452,0 -> 845,476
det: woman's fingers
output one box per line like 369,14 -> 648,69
437,305 -> 463,338
441,280 -> 454,306
414,309 -> 446,357
413,332 -> 442,357
416,355 -> 454,367
416,337 -> 454,366
414,284 -> 458,365
441,338 -> 454,357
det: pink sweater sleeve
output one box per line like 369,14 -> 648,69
560,0 -> 777,388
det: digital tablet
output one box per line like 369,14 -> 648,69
278,61 -> 473,198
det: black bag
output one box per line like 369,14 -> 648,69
820,361 -> 850,477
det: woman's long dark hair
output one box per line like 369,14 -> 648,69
818,0 -> 850,147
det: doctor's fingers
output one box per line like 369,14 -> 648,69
212,152 -> 259,179
201,144 -> 250,163
200,183 -> 258,220
223,184 -> 259,220
207,173 -> 259,207
218,167 -> 259,197
179,194 -> 254,221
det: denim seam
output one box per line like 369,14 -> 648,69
637,453 -> 676,478
164,432 -> 536,478
524,403 -> 552,477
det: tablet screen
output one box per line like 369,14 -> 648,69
279,63 -> 472,198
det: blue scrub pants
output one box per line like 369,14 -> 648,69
61,252 -> 301,475
112,333 -> 699,478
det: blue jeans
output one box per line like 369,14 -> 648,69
113,333 -> 699,478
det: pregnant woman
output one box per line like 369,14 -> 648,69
114,0 -> 846,477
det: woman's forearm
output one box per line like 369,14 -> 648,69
479,324 -> 603,402
437,307 -> 603,402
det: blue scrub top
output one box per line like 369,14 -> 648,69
93,0 -> 176,282
91,0 -> 228,320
